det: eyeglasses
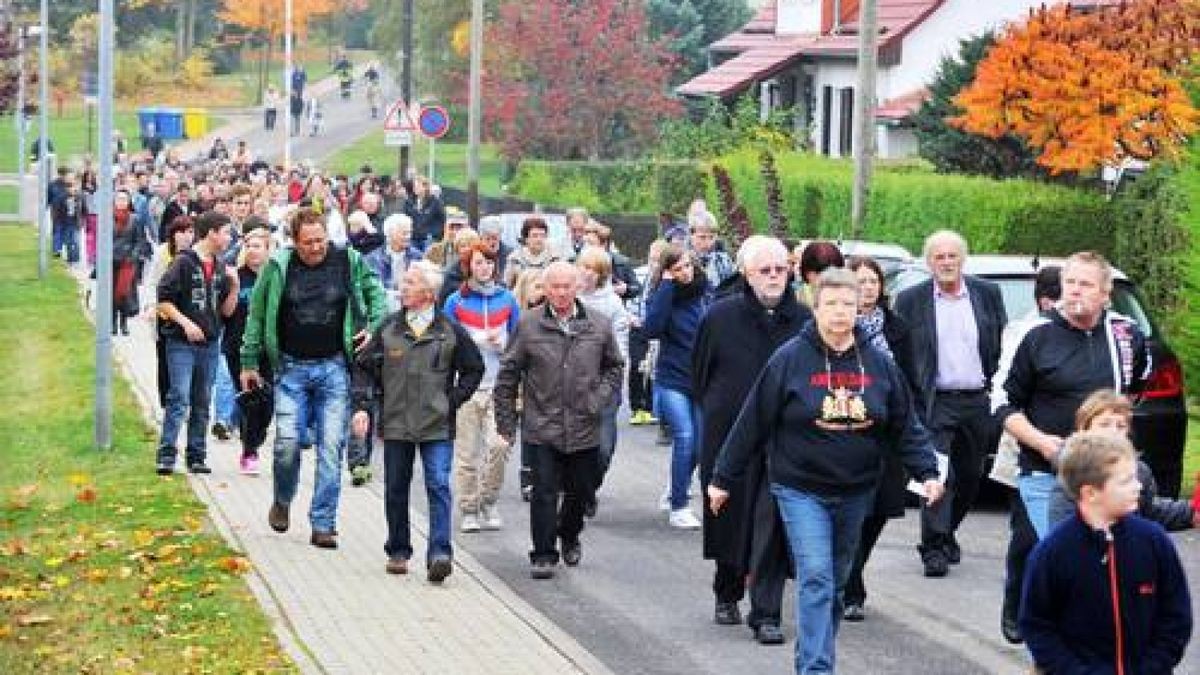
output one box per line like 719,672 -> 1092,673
753,265 -> 790,277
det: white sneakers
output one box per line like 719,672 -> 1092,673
669,508 -> 702,530
460,513 -> 481,533
461,506 -> 502,533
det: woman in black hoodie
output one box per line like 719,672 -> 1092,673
708,267 -> 943,674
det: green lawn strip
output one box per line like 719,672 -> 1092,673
324,133 -> 507,196
0,229 -> 294,672
0,187 -> 15,214
1182,408 -> 1200,497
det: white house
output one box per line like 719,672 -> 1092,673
678,0 -> 1102,159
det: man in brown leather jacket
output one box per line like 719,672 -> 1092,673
494,261 -> 625,580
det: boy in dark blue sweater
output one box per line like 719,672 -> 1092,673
1020,431 -> 1192,674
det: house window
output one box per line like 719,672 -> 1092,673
820,86 -> 832,155
839,87 -> 854,156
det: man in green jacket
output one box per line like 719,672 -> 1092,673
240,207 -> 388,550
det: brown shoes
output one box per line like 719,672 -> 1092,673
310,531 -> 338,549
386,557 -> 409,575
268,502 -> 290,533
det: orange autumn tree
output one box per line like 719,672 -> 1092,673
953,0 -> 1200,174
220,0 -> 336,42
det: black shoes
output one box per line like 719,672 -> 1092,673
919,544 -> 949,578
843,602 -> 865,622
211,422 -> 231,441
310,531 -> 338,549
562,541 -> 582,567
945,535 -> 962,565
530,561 -> 555,579
1001,606 -> 1023,644
155,461 -> 174,476
584,499 -> 598,519
427,556 -> 453,584
754,624 -> 785,645
714,601 -> 742,625
269,502 -> 290,533
186,462 -> 212,474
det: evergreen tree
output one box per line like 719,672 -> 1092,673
911,32 -> 1036,178
647,0 -> 750,83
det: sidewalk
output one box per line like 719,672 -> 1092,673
95,295 -> 613,673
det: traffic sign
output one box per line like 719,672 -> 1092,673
417,105 -> 451,139
384,130 -> 413,147
382,99 -> 416,132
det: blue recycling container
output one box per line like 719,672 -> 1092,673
155,108 -> 184,140
137,107 -> 160,138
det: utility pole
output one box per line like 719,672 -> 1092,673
284,0 -> 293,170
850,0 -> 878,238
466,0 -> 483,226
94,0 -> 114,450
37,0 -> 48,279
399,0 -> 413,178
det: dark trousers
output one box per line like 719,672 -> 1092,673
156,336 -> 169,408
1003,490 -> 1037,620
712,481 -> 788,628
529,444 -> 597,564
383,439 -> 453,563
844,515 -> 889,606
264,109 -> 277,130
594,399 -> 619,494
921,392 -> 993,549
347,404 -> 375,469
627,327 -> 651,412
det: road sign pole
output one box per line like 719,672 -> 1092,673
95,0 -> 115,450
428,136 -> 435,184
400,0 -> 413,178
284,0 -> 293,171
16,27 -> 26,218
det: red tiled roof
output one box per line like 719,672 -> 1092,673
875,88 -> 929,120
677,43 -> 808,98
744,2 -> 777,33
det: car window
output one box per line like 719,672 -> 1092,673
887,270 -> 1155,338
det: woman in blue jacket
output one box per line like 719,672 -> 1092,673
644,245 -> 710,529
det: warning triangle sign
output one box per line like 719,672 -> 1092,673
383,99 -> 417,131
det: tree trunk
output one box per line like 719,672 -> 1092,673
185,0 -> 197,57
175,2 -> 186,62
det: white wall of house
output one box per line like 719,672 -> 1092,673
887,0 -> 1043,98
878,125 -> 919,159
810,61 -> 857,157
776,0 -> 824,35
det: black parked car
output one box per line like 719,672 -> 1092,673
888,255 -> 1188,496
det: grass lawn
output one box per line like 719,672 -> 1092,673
1183,408 -> 1200,496
324,133 -> 507,196
1,107 -> 142,174
0,187 -> 15,214
0,229 -> 293,672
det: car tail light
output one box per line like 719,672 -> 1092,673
1142,356 -> 1184,399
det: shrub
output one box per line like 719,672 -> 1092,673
510,160 -> 707,215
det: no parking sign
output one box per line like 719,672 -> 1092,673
417,106 -> 451,139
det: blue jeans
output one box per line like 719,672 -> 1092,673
53,221 -> 80,263
772,483 -> 875,674
594,398 -> 620,493
1018,472 -> 1059,540
383,439 -> 453,563
212,350 -> 238,428
272,354 -> 350,532
158,337 -> 220,465
655,386 -> 696,509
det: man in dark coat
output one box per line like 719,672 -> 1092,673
693,236 -> 812,645
893,230 -> 1007,577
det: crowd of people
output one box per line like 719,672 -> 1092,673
45,125 -> 1194,673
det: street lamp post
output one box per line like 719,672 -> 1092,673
94,0 -> 115,450
284,0 -> 293,171
37,0 -> 48,279
466,0 -> 483,226
15,25 -> 26,218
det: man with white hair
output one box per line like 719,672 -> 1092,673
894,230 -> 1007,578
494,261 -> 625,579
350,260 -> 484,582
693,236 -> 812,643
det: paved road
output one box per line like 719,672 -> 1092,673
369,421 -> 1200,674
187,67 -> 397,170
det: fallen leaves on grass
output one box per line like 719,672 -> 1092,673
7,483 -> 39,509
216,556 -> 253,574
75,485 -> 98,504
15,613 -> 53,627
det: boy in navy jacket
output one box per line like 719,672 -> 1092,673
1020,431 -> 1192,674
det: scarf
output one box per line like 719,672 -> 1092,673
407,307 -> 435,337
856,306 -> 891,358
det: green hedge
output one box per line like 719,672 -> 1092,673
1163,146 -> 1200,397
705,149 -> 1115,256
511,161 -> 707,216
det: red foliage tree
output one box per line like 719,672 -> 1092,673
478,0 -> 682,162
